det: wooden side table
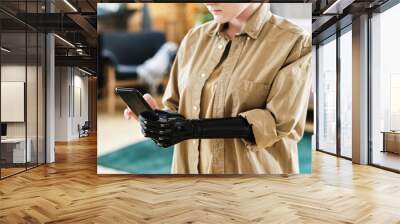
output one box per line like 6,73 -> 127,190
381,131 -> 400,154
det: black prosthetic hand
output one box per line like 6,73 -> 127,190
139,110 -> 255,148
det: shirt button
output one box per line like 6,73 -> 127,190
218,44 -> 223,49
201,73 -> 206,78
193,106 -> 198,111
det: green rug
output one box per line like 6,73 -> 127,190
298,132 -> 312,174
98,133 -> 312,174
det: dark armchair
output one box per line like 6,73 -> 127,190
100,32 -> 166,113
78,121 -> 90,138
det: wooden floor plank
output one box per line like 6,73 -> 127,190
1,135 -> 400,223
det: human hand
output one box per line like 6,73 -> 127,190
123,93 -> 158,121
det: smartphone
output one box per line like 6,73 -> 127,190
115,87 -> 155,117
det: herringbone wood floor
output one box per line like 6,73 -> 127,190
1,135 -> 400,224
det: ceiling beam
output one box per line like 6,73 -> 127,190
55,55 -> 96,71
67,13 -> 97,39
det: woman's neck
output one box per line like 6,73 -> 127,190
224,3 -> 261,39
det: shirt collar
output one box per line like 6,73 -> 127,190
206,3 -> 272,39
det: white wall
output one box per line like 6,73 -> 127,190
54,66 -> 89,141
55,66 -> 69,141
71,72 -> 89,139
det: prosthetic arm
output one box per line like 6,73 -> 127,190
139,110 -> 255,148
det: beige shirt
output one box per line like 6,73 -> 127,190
162,4 -> 312,174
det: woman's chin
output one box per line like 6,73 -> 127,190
213,17 -> 229,24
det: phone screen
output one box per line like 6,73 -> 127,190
115,88 -> 154,117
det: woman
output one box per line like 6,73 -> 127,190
125,3 -> 312,174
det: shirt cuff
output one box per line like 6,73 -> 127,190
239,109 -> 279,151
162,104 -> 178,113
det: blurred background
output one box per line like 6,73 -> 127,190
96,3 -> 313,174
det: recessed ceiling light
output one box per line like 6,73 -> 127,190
78,67 -> 92,76
322,0 -> 353,15
1,47 -> 11,53
54,34 -> 75,48
63,0 -> 78,12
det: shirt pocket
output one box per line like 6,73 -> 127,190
231,80 -> 271,111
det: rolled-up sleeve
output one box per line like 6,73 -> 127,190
239,33 -> 312,150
